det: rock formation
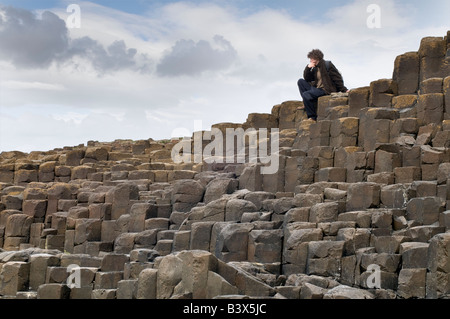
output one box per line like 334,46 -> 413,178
0,31 -> 449,299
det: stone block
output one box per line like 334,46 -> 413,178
433,130 -> 450,148
14,169 -> 38,185
5,214 -> 33,238
334,147 -> 367,171
65,149 -> 85,166
262,156 -> 285,193
156,254 -> 183,299
284,208 -> 309,224
323,285 -> 374,299
114,232 -> 137,254
91,289 -> 116,299
309,202 -> 339,223
420,77 -> 443,94
116,279 -> 138,299
204,178 -> 238,204
45,234 -> 64,251
394,166 -> 421,183
371,210 -> 393,229
346,182 -> 381,211
37,283 -> 71,299
427,232 -> 450,273
128,203 -> 155,233
406,197 -> 445,225
397,268 -> 427,299
336,228 -> 370,256
214,223 -> 254,262
419,36 -> 447,81
202,198 -> 227,222
154,239 -> 173,256
39,162 -> 56,182
238,164 -> 263,192
408,225 -> 446,243
360,253 -> 401,273
74,218 -> 102,245
107,183 -> 140,220
171,179 -> 205,213
308,241 -> 344,259
359,116 -> 391,152
190,222 -> 215,251
89,203 -> 112,220
392,95 -> 418,112
369,79 -> 397,108
85,147 -> 109,161
308,146 -> 334,169
225,199 -> 257,222
0,165 -> 14,184
359,270 -> 398,290
284,157 -> 301,193
136,268 -> 158,299
348,86 -> 370,117
440,211 -> 450,230
172,230 -> 191,252
417,93 -> 444,125
330,117 -> 359,138
71,166 -> 96,180
0,261 -> 30,296
29,254 -> 60,290
2,194 -> 23,210
400,242 -> 429,269
380,184 -> 408,208
315,167 -> 346,183
444,76 -> 450,115
145,218 -> 169,231
374,149 -> 402,174
22,200 -> 47,218
275,101 -> 305,130
393,52 -> 420,94
309,120 -> 331,147
101,253 -> 130,272
316,96 -> 332,120
248,229 -> 283,263
410,180 -> 438,198
94,271 -> 123,290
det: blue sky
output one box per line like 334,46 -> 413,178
0,0 -> 449,152
0,0 -> 340,16
2,0 -> 447,24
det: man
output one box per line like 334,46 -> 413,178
297,49 -> 348,121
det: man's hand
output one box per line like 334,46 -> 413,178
308,58 -> 319,68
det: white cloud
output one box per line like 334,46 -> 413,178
0,5 -> 152,74
2,80 -> 65,91
157,35 -> 238,76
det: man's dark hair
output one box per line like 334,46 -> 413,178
307,49 -> 324,61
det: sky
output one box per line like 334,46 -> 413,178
0,0 -> 449,153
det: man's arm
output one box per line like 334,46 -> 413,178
303,65 -> 316,83
328,62 -> 348,93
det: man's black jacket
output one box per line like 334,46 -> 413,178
303,60 -> 348,94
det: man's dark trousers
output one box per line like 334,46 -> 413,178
297,79 -> 327,121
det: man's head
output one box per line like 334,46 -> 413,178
307,49 -> 324,67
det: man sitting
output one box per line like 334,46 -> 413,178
297,49 -> 349,121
